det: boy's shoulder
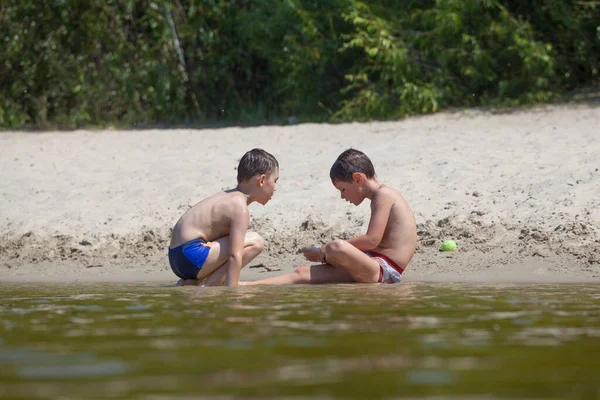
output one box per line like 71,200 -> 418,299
211,189 -> 249,212
386,185 -> 406,198
377,184 -> 403,199
371,184 -> 407,208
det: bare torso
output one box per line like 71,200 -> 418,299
169,190 -> 248,248
372,187 -> 417,269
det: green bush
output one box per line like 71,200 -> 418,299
0,0 -> 597,129
334,0 -> 555,120
502,0 -> 600,89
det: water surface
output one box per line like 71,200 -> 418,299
0,282 -> 599,399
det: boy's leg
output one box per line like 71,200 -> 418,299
242,263 -> 355,285
242,239 -> 380,286
196,231 -> 264,286
322,239 -> 381,283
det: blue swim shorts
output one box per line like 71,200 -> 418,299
168,238 -> 211,280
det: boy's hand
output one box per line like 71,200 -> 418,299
302,246 -> 321,262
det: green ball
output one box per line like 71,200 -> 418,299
441,240 -> 457,251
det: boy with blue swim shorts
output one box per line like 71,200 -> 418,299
242,149 -> 416,286
169,148 -> 279,287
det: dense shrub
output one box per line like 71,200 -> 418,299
0,0 -> 597,128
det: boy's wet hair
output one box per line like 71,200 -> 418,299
237,148 -> 279,183
330,148 -> 375,182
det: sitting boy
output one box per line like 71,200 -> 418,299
168,148 -> 279,287
243,148 -> 416,285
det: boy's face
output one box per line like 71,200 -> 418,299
332,178 -> 364,206
257,168 -> 279,205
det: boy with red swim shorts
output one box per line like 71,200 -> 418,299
243,149 -> 416,286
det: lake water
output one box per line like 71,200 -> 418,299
0,282 -> 599,399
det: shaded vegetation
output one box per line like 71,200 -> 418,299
0,0 -> 598,128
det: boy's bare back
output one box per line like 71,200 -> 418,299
169,190 -> 249,249
370,185 -> 417,270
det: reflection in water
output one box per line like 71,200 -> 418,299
0,282 -> 599,399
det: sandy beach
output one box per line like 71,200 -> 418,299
1,104 -> 599,284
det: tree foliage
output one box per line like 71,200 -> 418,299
0,0 -> 597,128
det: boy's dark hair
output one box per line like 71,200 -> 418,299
330,148 -> 375,182
237,148 -> 279,183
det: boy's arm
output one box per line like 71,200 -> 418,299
346,193 -> 393,251
225,203 -> 250,286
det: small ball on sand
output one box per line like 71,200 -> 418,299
441,240 -> 457,251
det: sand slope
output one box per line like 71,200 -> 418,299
1,104 -> 599,283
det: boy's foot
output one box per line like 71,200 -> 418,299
176,279 -> 201,286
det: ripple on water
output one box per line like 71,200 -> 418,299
69,294 -> 106,301
124,304 -> 151,311
511,326 -> 600,346
18,360 -> 128,379
74,304 -> 104,311
0,348 -> 95,366
407,369 -> 457,385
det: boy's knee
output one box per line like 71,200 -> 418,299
246,232 -> 264,251
326,239 -> 346,256
254,236 -> 264,253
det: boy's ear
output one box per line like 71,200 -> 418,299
258,174 -> 266,186
352,172 -> 363,184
